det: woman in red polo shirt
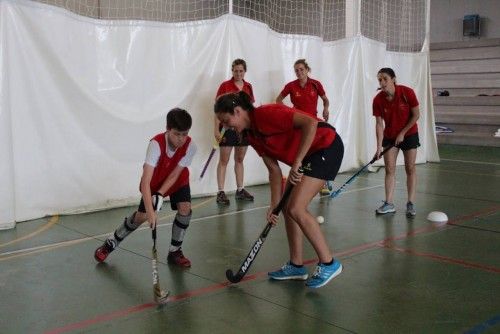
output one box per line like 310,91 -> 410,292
276,59 -> 330,119
214,91 -> 344,289
276,59 -> 332,194
373,68 -> 420,217
214,59 -> 255,205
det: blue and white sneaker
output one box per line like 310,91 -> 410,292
305,260 -> 342,288
268,262 -> 308,280
376,201 -> 396,214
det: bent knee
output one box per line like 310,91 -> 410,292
287,206 -> 307,223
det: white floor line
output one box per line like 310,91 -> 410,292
441,158 -> 500,166
0,183 -> 385,258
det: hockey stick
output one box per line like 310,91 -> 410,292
199,128 -> 226,179
151,194 -> 169,304
226,180 -> 296,283
330,145 -> 393,198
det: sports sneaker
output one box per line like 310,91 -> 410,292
268,262 -> 308,280
305,260 -> 342,288
320,184 -> 331,195
406,201 -> 416,218
376,201 -> 396,214
235,188 -> 254,201
167,248 -> 191,267
94,239 -> 115,263
216,191 -> 230,205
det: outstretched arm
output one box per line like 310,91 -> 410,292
262,156 -> 283,225
262,156 -> 283,209
214,115 -> 223,142
395,106 -> 420,145
320,94 -> 330,121
375,116 -> 384,159
140,164 -> 157,228
290,112 -> 318,183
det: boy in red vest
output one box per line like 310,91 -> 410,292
94,108 -> 197,267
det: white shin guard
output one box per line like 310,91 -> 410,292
170,211 -> 191,250
114,212 -> 141,244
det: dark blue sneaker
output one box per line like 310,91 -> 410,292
305,260 -> 342,288
406,201 -> 416,218
268,262 -> 308,280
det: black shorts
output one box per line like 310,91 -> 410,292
138,185 -> 191,212
383,132 -> 420,151
219,128 -> 249,147
301,133 -> 344,181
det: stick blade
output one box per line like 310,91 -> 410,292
154,290 -> 170,304
225,269 -> 242,283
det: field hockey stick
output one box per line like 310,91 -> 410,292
151,194 -> 169,304
330,145 -> 393,198
199,128 -> 226,179
226,176 -> 297,283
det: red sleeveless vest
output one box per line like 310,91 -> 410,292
147,133 -> 191,196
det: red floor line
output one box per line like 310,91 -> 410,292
44,303 -> 157,334
447,205 -> 500,225
44,282 -> 232,334
44,204 -> 500,334
384,245 -> 500,274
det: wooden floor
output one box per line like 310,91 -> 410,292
0,144 -> 499,334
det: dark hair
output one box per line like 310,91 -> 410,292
166,108 -> 192,131
232,58 -> 247,71
294,58 -> 311,72
378,67 -> 396,79
214,91 -> 254,115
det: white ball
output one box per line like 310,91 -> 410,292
316,215 -> 325,224
427,211 -> 448,223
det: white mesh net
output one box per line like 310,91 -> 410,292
232,0 -> 347,41
323,0 -> 346,42
361,0 -> 426,52
35,0 -> 425,49
36,0 -> 229,22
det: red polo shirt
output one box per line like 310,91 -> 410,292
246,104 -> 335,166
372,84 -> 419,139
279,78 -> 326,116
216,78 -> 255,103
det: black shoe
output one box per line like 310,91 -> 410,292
216,191 -> 230,205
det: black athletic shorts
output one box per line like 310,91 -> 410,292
301,130 -> 344,181
219,128 -> 249,147
138,184 -> 191,212
383,132 -> 420,151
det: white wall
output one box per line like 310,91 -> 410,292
0,0 -> 438,227
430,0 -> 500,43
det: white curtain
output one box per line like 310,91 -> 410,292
0,0 -> 438,228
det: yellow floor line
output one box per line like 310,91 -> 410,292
0,237 -> 90,262
0,196 -> 216,261
0,215 -> 59,248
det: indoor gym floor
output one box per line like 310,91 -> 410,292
0,144 -> 499,334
